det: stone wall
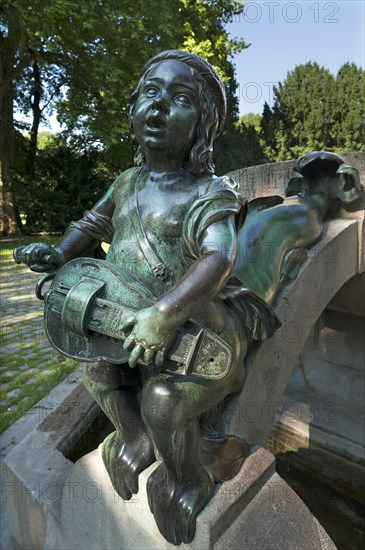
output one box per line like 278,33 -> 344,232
233,152 -> 365,501
228,152 -> 365,199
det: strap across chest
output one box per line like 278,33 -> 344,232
128,168 -> 168,281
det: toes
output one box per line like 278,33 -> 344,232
173,524 -> 183,547
102,435 -> 133,501
115,478 -> 132,501
182,513 -> 195,544
105,432 -> 155,499
147,464 -> 167,514
125,463 -> 139,495
165,513 -> 179,546
147,467 -> 214,545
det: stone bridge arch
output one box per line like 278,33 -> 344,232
225,216 -> 363,446
224,151 -> 364,501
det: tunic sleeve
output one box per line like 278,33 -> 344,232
67,209 -> 114,244
181,175 -> 281,341
181,175 -> 247,266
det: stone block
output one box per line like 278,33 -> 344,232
3,398 -> 335,550
43,447 -> 334,550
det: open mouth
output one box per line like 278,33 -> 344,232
146,112 -> 166,129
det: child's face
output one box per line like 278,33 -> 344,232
133,60 -> 201,162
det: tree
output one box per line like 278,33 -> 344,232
235,114 -> 267,167
1,0 -> 247,235
55,0 -> 248,171
213,64 -> 249,175
1,1 -> 72,235
0,6 -> 24,236
334,63 -> 364,150
239,113 -> 261,133
260,62 -> 364,161
272,63 -> 337,159
260,102 -> 277,161
13,135 -> 112,233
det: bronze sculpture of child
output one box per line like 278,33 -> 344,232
14,50 -> 362,545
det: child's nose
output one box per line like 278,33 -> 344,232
151,92 -> 170,113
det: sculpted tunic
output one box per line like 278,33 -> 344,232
69,167 -> 279,371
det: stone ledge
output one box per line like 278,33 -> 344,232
3,403 -> 336,550
42,446 -> 334,550
2,368 -> 98,550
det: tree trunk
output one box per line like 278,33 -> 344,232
23,60 -> 42,232
0,22 -> 22,236
27,59 -> 41,173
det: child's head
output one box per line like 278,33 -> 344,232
130,50 -> 226,176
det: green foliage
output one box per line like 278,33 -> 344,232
55,0 -> 248,170
214,63 -> 252,174
334,63 -> 364,151
2,0 -> 250,231
36,132 -> 56,150
261,62 -> 365,161
3,0 -> 247,170
239,113 -> 261,133
233,113 -> 268,168
0,354 -> 78,434
13,136 -> 113,233
0,235 -> 78,433
236,118 -> 268,168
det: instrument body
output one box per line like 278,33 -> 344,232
43,258 -> 232,379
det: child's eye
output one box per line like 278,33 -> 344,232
175,94 -> 192,107
144,86 -> 158,98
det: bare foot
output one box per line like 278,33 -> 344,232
102,430 -> 155,500
147,463 -> 214,544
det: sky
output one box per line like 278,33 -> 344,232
35,0 -> 364,131
227,0 -> 365,116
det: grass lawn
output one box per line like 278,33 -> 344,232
1,235 -> 79,433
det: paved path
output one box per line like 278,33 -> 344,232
0,251 -> 72,427
0,247 -> 80,550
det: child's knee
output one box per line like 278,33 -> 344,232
141,378 -> 187,432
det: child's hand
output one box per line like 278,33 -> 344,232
13,243 -> 65,272
120,306 -> 177,368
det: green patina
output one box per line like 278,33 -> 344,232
13,50 -> 362,545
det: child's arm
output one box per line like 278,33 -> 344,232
121,215 -> 237,367
14,186 -> 115,272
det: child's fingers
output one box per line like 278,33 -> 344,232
129,344 -> 144,368
123,335 -> 135,350
13,246 -> 26,263
155,350 -> 166,367
120,316 -> 135,333
143,348 -> 155,364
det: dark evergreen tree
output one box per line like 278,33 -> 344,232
235,114 -> 268,168
334,63 -> 364,150
259,62 -> 364,161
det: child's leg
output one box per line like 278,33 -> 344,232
83,362 -> 155,500
140,354 -> 245,545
